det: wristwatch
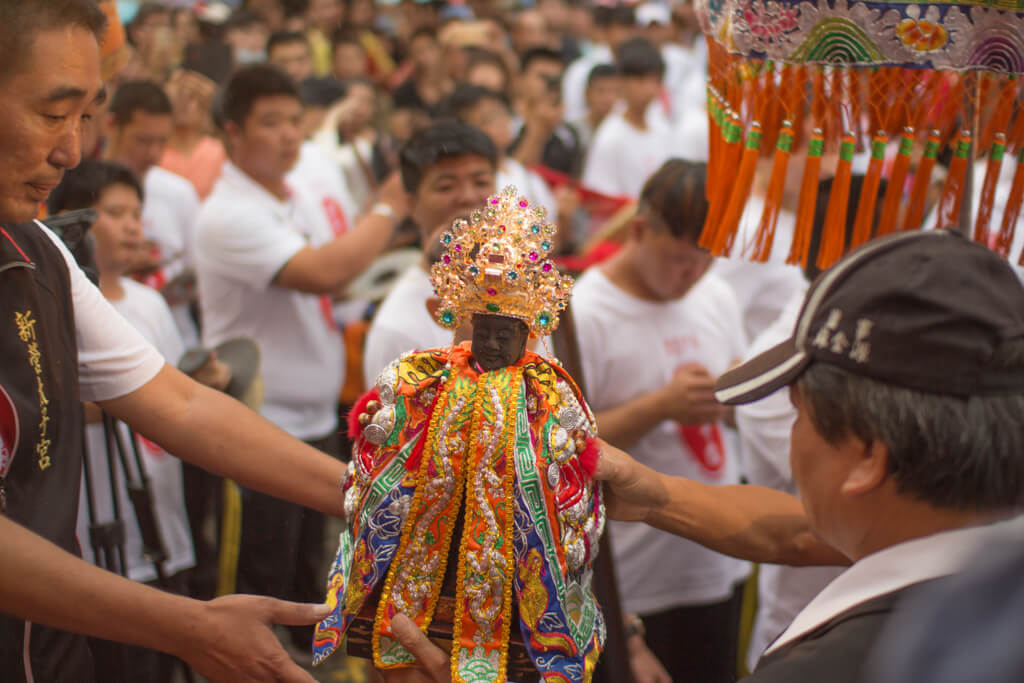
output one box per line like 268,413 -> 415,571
624,614 -> 646,640
370,202 -> 397,225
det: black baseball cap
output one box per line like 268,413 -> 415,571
715,230 -> 1024,405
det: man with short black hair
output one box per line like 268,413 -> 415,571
267,30 -> 315,84
0,4 -> 345,682
362,120 -> 498,381
582,37 -> 678,198
105,79 -> 202,345
598,230 -> 1024,682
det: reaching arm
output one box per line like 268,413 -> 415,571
99,363 -> 346,518
275,172 -> 407,295
0,515 -> 325,682
596,440 -> 849,567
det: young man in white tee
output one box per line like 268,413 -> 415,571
194,63 -> 402,650
362,120 -> 498,382
104,80 -> 202,346
573,159 -> 749,682
48,160 -> 231,682
582,37 -> 679,199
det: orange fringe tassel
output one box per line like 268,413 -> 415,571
849,132 -> 888,248
701,112 -> 743,250
999,150 -> 1024,261
787,129 -> 825,267
749,122 -> 795,262
974,133 -> 1007,245
816,133 -> 857,270
903,130 -> 942,231
980,77 -> 1017,154
712,122 -> 763,256
935,130 -> 972,230
877,128 -> 915,236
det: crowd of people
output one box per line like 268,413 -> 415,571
3,1 -> 1024,682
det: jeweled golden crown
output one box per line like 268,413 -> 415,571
430,185 -> 573,337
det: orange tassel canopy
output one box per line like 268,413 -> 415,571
698,2 -> 1024,268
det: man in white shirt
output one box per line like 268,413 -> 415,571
582,37 -> 679,199
0,6 -> 351,681
104,80 -> 202,346
597,230 -> 1024,683
362,120 -> 498,382
562,3 -> 637,123
195,63 -> 402,649
573,159 -> 748,682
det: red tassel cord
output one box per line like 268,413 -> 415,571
816,133 -> 857,270
849,132 -> 888,248
347,388 -> 381,440
787,129 -> 825,267
712,122 -> 763,256
935,130 -> 972,230
975,133 -> 1007,245
750,122 -> 795,262
579,437 -> 600,479
903,130 -> 942,231
998,150 -> 1024,262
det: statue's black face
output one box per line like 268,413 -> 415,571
471,314 -> 530,371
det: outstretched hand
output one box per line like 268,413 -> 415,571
594,439 -> 670,523
373,614 -> 452,683
176,595 -> 328,683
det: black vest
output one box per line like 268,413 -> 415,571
0,222 -> 93,681
748,580 -> 941,683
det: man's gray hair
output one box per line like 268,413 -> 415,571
796,339 -> 1024,510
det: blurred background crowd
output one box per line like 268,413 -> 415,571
61,1 -> 830,681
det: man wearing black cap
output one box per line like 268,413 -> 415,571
595,229 -> 1024,682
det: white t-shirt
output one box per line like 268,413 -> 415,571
562,45 -> 614,125
289,142 -> 360,238
582,111 -> 679,199
36,222 -> 165,403
735,287 -> 844,669
76,278 -> 195,583
196,161 -> 344,440
362,266 -> 453,385
710,195 -> 808,342
143,166 -> 201,347
572,268 -> 750,614
309,126 -> 376,215
497,158 -> 558,221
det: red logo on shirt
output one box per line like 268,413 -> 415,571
322,198 -> 349,237
678,423 -> 726,478
0,383 -> 20,477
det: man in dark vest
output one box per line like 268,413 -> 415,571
594,229 -> 1024,682
0,3 -> 346,681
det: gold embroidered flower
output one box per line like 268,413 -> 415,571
897,18 -> 948,52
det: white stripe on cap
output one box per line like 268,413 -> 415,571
715,349 -> 809,404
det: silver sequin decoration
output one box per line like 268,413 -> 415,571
547,462 -> 561,489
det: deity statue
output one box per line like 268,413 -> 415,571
313,186 -> 606,683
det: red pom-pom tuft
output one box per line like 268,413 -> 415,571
347,388 -> 380,440
579,437 -> 600,479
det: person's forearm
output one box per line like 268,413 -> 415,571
596,390 -> 668,449
315,211 -> 395,292
100,364 -> 346,518
648,477 -> 849,566
512,124 -> 549,168
0,515 -> 201,654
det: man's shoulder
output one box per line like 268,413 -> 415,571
750,583 -> 929,683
